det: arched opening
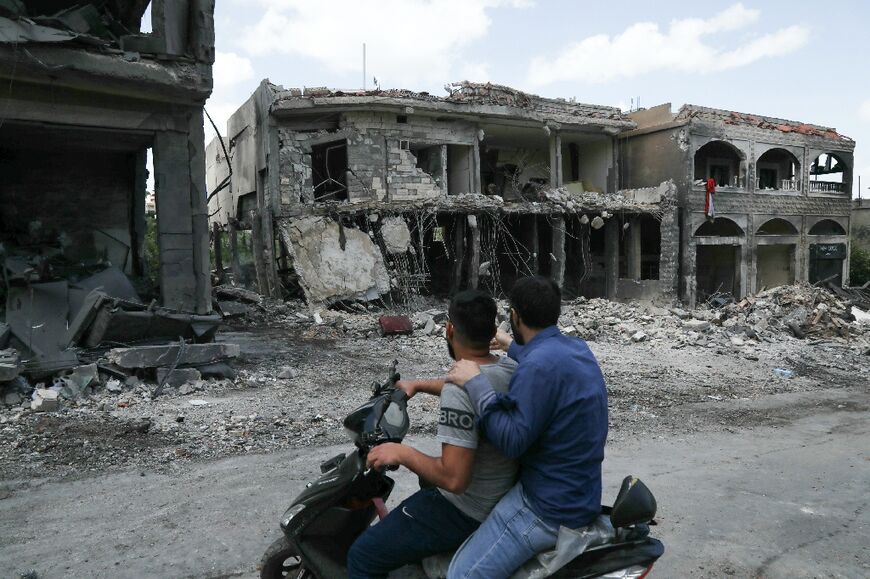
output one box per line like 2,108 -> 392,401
694,218 -> 744,237
694,217 -> 743,301
756,218 -> 798,236
808,219 -> 846,236
809,153 -> 850,193
756,148 -> 800,191
694,140 -> 745,188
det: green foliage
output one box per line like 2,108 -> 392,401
850,241 -> 870,286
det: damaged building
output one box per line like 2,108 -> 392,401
208,81 -> 680,307
0,1 -> 219,382
621,104 -> 856,305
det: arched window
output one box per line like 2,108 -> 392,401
756,218 -> 798,236
694,218 -> 744,237
809,153 -> 850,193
694,140 -> 745,188
808,219 -> 846,236
756,148 -> 800,191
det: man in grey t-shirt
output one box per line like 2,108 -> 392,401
347,290 -> 518,579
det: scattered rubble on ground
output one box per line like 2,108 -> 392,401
0,283 -> 867,479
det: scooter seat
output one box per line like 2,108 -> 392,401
609,476 -> 657,529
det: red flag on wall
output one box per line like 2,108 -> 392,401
705,178 -> 716,221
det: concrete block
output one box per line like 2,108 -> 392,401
108,343 -> 240,369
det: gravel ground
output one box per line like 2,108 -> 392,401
1,289 -> 868,480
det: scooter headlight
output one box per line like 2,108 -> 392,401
280,504 -> 306,529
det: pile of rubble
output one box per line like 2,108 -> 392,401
562,283 -> 870,353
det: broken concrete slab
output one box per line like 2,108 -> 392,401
682,320 -> 711,332
0,322 -> 9,348
6,281 -> 70,357
67,266 -> 141,323
68,291 -> 222,348
157,367 -> 202,389
107,343 -> 241,370
197,362 -> 237,380
280,217 -> 390,305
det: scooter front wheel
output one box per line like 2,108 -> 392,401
259,535 -> 312,579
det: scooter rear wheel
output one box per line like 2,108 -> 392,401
259,535 -> 311,579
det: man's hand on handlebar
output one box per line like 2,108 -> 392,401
367,442 -> 406,471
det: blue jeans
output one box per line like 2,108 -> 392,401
347,487 -> 481,579
447,482 -> 559,579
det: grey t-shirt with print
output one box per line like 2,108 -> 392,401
437,356 -> 519,522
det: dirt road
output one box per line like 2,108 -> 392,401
1,385 -> 867,579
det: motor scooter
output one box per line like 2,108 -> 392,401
259,361 -> 663,578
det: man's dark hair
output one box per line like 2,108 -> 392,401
510,275 -> 561,329
448,289 -> 497,349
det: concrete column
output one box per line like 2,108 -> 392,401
132,148 -> 148,277
153,123 -> 211,314
467,215 -> 481,289
472,138 -> 482,194
213,222 -> 224,284
187,110 -> 212,314
549,132 -> 563,187
626,216 -> 642,281
605,217 -> 619,299
551,216 -> 566,288
440,145 -> 448,195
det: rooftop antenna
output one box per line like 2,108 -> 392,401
363,43 -> 367,91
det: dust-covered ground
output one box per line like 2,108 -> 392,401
1,285 -> 868,480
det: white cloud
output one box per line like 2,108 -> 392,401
458,62 -> 492,82
213,51 -> 255,89
238,0 -> 527,87
527,3 -> 809,85
860,100 -> 870,122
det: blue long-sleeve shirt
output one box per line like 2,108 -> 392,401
465,325 -> 608,529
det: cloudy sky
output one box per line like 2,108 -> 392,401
199,0 -> 870,198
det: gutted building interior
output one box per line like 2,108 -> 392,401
0,0 -> 216,374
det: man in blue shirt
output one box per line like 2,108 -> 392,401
446,275 -> 609,579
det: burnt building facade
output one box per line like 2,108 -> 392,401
621,104 -> 855,306
208,81 -> 679,307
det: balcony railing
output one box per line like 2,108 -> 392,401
693,176 -> 745,190
755,179 -> 801,192
809,180 -> 847,193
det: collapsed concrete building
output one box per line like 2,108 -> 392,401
622,104 -> 855,304
0,1 -> 217,378
208,81 -> 679,307
208,81 -> 855,308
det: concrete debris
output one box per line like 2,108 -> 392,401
277,367 -> 299,380
590,216 -> 605,230
105,379 -> 123,393
216,301 -> 251,318
380,216 -> 412,254
157,368 -> 202,389
214,286 -> 263,305
107,344 -> 241,370
55,363 -> 98,399
31,388 -> 59,412
280,217 -> 390,305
